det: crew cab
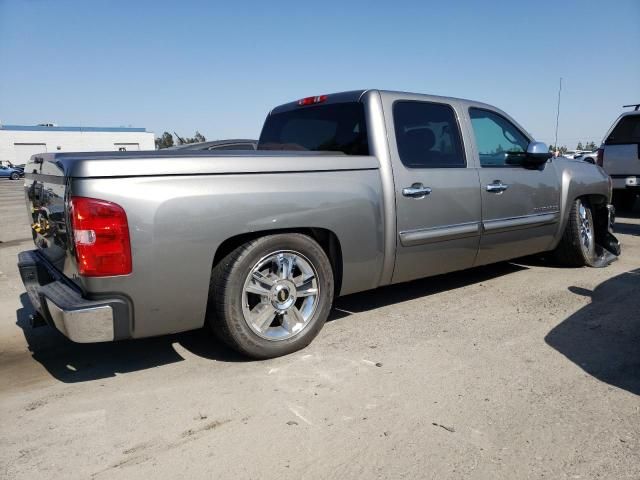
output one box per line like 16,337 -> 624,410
18,90 -> 620,358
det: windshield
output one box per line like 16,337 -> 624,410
258,102 -> 369,155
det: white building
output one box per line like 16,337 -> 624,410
0,124 -> 155,166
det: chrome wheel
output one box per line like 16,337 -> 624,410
578,202 -> 593,251
241,250 -> 319,341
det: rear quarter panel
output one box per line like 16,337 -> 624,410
71,170 -> 384,338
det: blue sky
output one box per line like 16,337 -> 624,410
1,0 -> 638,147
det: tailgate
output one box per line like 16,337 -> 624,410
604,143 -> 640,176
24,154 -> 71,273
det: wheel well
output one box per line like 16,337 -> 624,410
582,194 -> 608,207
212,228 -> 343,297
581,194 -> 609,243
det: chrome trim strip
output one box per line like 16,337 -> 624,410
483,211 -> 560,233
399,221 -> 480,247
46,298 -> 115,343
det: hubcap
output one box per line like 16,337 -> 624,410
242,251 -> 319,341
578,203 -> 593,251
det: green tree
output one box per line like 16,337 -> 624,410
179,131 -> 207,144
576,141 -> 583,150
585,141 -> 598,151
550,145 -> 568,154
155,132 -> 174,149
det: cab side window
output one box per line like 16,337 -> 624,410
393,101 -> 465,168
469,108 -> 529,167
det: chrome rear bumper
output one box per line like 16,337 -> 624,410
17,250 -> 130,343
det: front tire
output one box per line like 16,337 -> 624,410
207,234 -> 334,359
10,172 -> 19,180
554,198 -> 597,267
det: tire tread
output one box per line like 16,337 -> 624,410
554,198 -> 592,267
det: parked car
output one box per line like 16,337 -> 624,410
562,150 -> 582,159
18,89 -> 620,359
0,165 -> 24,180
169,139 -> 257,151
574,151 -> 598,164
597,104 -> 640,211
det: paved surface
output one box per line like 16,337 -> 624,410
1,178 -> 639,480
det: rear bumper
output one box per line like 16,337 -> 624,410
611,176 -> 639,190
17,250 -> 130,343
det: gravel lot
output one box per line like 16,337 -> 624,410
1,179 -> 639,480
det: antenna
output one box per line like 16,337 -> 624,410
554,77 -> 562,151
173,131 -> 186,145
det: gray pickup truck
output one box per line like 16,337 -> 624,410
18,90 -> 621,359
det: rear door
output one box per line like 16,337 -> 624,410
603,113 -> 640,183
468,108 -> 560,266
385,98 -> 482,283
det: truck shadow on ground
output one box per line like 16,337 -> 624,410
14,294 -> 246,383
330,262 -> 525,319
15,262 -> 526,383
614,222 -> 639,236
545,268 -> 640,396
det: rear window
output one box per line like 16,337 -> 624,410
258,102 -> 369,155
607,115 -> 640,144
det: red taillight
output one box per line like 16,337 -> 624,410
596,148 -> 604,167
69,196 -> 132,277
297,95 -> 328,106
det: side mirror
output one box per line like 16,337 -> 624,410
507,142 -> 552,167
525,142 -> 553,165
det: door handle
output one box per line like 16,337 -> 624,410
486,181 -> 509,194
402,183 -> 432,199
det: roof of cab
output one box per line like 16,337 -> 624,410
269,89 -> 503,115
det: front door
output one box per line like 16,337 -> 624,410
388,100 -> 482,284
468,108 -> 561,266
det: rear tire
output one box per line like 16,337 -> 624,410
554,198 -> 597,267
612,190 -> 637,212
207,234 -> 334,359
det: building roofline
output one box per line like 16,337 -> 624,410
0,125 -> 148,133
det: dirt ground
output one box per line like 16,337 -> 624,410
1,179 -> 639,480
